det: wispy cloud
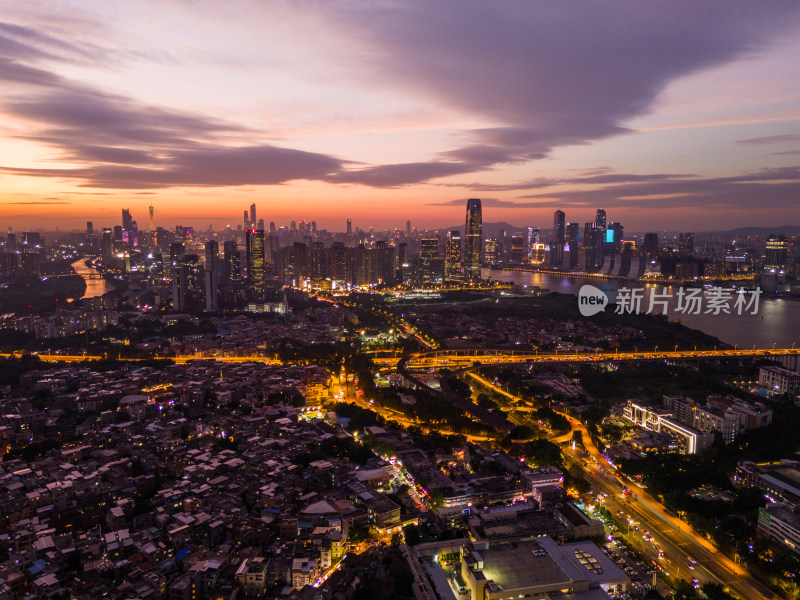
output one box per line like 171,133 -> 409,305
3,200 -> 72,205
736,133 -> 800,146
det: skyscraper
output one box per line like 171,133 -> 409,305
205,240 -> 219,270
421,237 -> 442,283
346,219 -> 352,235
565,222 -> 579,269
552,210 -> 565,268
607,222 -> 624,255
765,234 -> 788,269
445,230 -> 462,279
583,223 -> 598,272
678,232 -> 695,257
246,229 -> 265,291
149,204 -> 155,231
249,203 -> 257,228
510,233 -> 525,263
642,233 -> 660,258
121,208 -> 133,245
464,198 -> 482,279
223,241 -> 241,283
101,228 -> 113,262
595,209 -> 607,268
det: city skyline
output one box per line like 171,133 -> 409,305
2,2 -> 800,231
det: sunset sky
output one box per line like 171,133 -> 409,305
1,1 -> 800,232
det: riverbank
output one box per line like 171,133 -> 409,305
71,258 -> 115,299
486,268 -> 800,349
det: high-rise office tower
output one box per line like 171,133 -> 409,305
565,223 -> 579,269
583,223 -> 598,272
420,237 -> 440,261
398,242 -> 409,268
445,230 -> 462,279
205,240 -> 219,270
6,229 -> 16,252
464,198 -> 482,278
122,208 -> 133,231
86,222 -> 94,239
269,222 -> 276,233
765,234 -> 788,268
243,211 -> 249,229
121,208 -> 133,245
129,221 -> 138,247
406,220 -> 412,236
249,203 -> 257,228
595,209 -> 607,268
607,222 -> 624,255
246,229 -> 265,290
223,241 -> 241,283
149,204 -> 155,231
678,232 -> 695,257
101,229 -> 113,261
552,210 -> 565,267
510,233 -> 525,263
257,219 -> 265,231
642,233 -> 660,258
526,227 -> 540,262
169,242 -> 185,268
346,219 -> 352,235
420,237 -> 442,283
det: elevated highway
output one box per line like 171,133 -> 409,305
401,347 -> 799,370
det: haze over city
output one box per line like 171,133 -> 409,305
2,1 -> 800,231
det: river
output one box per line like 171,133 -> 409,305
485,268 -> 800,349
71,258 -> 115,299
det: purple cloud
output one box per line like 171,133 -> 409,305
1,3 -> 799,193
737,133 -> 800,145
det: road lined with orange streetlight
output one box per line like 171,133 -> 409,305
465,372 -> 774,600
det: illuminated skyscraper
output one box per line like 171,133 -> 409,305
421,237 -> 442,283
464,198 -> 482,279
249,204 -> 257,228
552,210 -> 565,267
246,229 -> 265,290
445,230 -> 462,279
765,234 -> 788,269
121,208 -> 133,245
223,241 -> 241,283
510,233 -> 525,263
